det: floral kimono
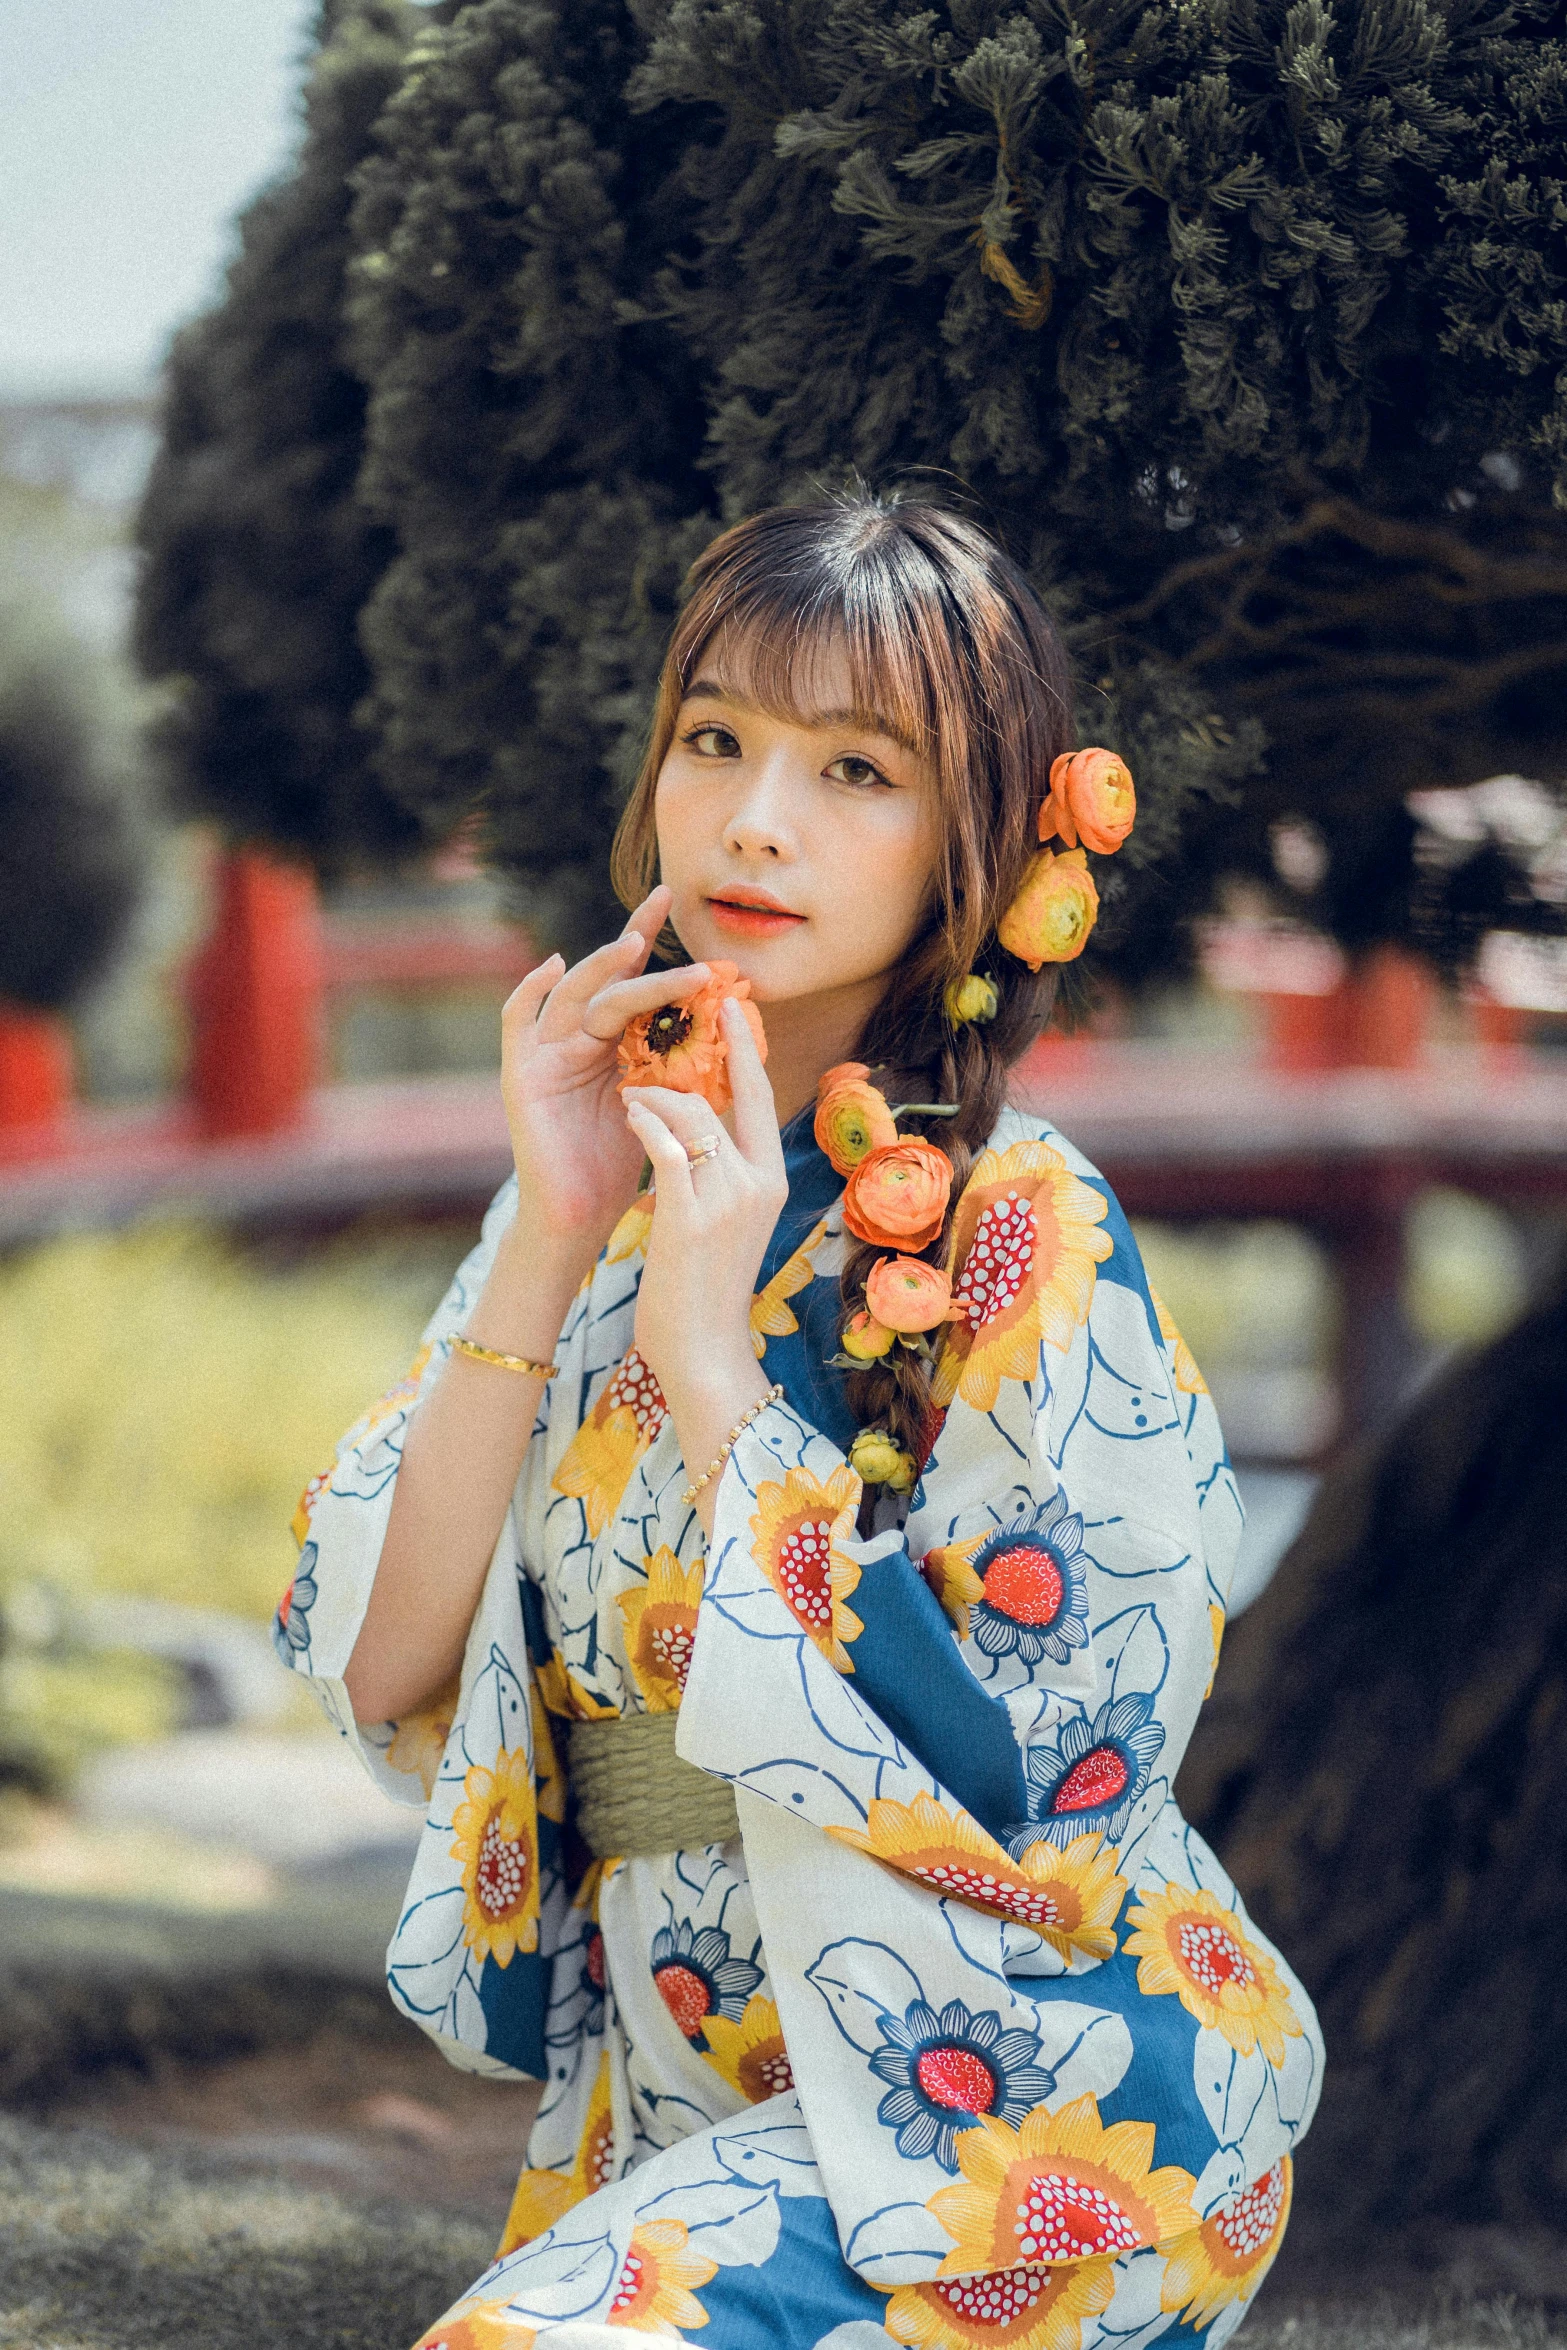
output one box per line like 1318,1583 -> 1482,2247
280,1101 -> 1322,2350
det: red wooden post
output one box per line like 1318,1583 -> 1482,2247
0,1006 -> 73,1149
186,849 -> 324,1138
1342,946 -> 1435,1069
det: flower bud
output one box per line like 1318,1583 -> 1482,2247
944,971 -> 1000,1026
841,1310 -> 895,1361
849,1427 -> 916,1489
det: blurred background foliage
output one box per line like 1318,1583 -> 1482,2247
128,0 -> 1567,970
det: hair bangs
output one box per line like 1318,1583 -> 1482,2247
677,537 -> 952,767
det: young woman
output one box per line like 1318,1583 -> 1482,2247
280,494 -> 1321,2350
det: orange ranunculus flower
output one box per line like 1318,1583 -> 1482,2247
842,1138 -> 954,1251
617,959 -> 766,1113
818,1059 -> 871,1092
865,1255 -> 956,1334
997,848 -> 1100,970
815,1075 -> 898,1176
1039,747 -> 1136,855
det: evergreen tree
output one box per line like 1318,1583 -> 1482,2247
350,0 -> 1567,968
346,0 -> 712,950
0,608 -> 143,1012
133,0 -> 427,875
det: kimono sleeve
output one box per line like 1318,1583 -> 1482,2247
273,1176 -> 534,1796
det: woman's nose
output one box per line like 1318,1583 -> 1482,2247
722,754 -> 800,862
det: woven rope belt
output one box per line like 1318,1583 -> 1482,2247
567,1712 -> 741,1857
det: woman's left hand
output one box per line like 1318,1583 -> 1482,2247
622,1001 -> 786,1526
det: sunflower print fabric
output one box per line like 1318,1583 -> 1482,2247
281,1102 -> 1321,2350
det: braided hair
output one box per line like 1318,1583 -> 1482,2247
611,489 -> 1073,1466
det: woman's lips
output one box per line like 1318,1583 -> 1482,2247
706,895 -> 806,937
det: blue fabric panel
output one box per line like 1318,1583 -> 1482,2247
1085,1177 -> 1165,1353
695,2180 -> 889,2346
849,1547 -> 1028,1840
477,1947 -> 549,2078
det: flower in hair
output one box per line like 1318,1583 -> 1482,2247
1040,748 -> 1136,856
944,972 -> 1000,1026
998,848 -> 1100,969
842,1138 -> 953,1252
815,1064 -> 898,1176
618,959 -> 766,1113
849,1426 -> 917,1492
841,1309 -> 896,1362
865,1256 -> 957,1334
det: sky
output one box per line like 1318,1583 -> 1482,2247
0,0 -> 327,398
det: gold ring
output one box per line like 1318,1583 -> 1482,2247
685,1133 -> 721,1165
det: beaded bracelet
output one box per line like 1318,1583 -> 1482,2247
681,1385 -> 784,1506
451,1335 -> 560,1378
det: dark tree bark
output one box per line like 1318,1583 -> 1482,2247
1179,1278 -> 1567,2251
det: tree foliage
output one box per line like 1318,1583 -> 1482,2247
133,0 -> 428,875
344,0 -> 1567,965
0,608 -> 144,1012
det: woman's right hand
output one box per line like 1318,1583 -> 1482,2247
500,885 -> 715,1268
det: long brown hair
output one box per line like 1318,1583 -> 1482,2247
611,489 -> 1074,1461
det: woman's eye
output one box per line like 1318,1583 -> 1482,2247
825,753 -> 890,789
683,724 -> 741,757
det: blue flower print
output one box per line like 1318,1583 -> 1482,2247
969,1494 -> 1091,1668
1011,1691 -> 1166,1852
272,1542 -> 318,1664
868,1996 -> 1058,2170
649,1919 -> 764,2052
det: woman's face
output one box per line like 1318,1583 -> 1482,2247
654,633 -> 941,1013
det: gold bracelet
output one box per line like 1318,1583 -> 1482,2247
681,1386 -> 784,1506
450,1335 -> 559,1379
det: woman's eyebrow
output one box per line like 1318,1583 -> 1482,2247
680,676 -> 920,753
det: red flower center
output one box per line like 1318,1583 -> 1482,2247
774,1517 -> 834,1630
648,1618 -> 695,1687
607,1348 -> 668,1440
609,2249 -> 646,2315
1014,2173 -> 1142,2260
1213,2162 -> 1287,2260
934,2268 -> 1049,2324
916,2044 -> 998,2113
653,1962 -> 712,2037
982,1543 -> 1065,1626
475,1811 -> 530,1922
953,1192 -> 1038,1329
1052,1744 -> 1130,1814
1178,1918 -> 1257,1996
585,1929 -> 606,1990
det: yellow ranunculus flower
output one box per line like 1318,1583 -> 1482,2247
943,971 -> 1000,1025
841,1310 -> 895,1361
849,1427 -> 916,1490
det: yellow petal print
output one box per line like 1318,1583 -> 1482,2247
497,2049 -> 616,2253
701,1995 -> 794,2104
1160,2157 -> 1292,2328
883,2252 -> 1117,2349
749,1461 -> 864,1671
934,1143 -> 1111,1414
830,1794 -> 1127,1959
450,1748 -> 540,1966
929,2093 -> 1197,2274
1149,1285 -> 1208,1394
385,1670 -> 460,1800
1123,1883 -> 1303,2066
618,1547 -> 705,1711
749,1215 -> 829,1355
411,2296 -> 535,2349
603,2217 -> 717,2335
605,1192 -> 654,1263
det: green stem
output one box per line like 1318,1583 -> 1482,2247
890,1101 -> 961,1119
